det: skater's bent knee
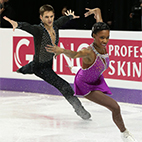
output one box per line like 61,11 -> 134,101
112,103 -> 121,114
108,102 -> 120,114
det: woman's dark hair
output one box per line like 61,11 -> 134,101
91,22 -> 110,37
39,4 -> 55,16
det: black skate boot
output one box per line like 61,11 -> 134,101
68,96 -> 91,120
75,106 -> 91,120
16,68 -> 21,73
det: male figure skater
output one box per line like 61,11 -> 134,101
3,4 -> 91,120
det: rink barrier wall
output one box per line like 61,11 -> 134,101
0,28 -> 142,104
0,78 -> 142,105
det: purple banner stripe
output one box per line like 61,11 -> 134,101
0,78 -> 142,104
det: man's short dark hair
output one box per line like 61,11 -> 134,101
39,4 -> 55,16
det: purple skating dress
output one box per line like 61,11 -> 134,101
74,44 -> 112,96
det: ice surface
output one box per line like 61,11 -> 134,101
0,91 -> 141,142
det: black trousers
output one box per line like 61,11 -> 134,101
18,60 -> 83,110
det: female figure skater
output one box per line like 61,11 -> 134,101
46,8 -> 138,142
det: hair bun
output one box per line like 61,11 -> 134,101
91,22 -> 110,37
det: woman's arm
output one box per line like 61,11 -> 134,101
45,44 -> 91,59
84,8 -> 103,22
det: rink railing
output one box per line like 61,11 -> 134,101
0,28 -> 142,104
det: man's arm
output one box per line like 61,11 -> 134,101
3,16 -> 17,30
54,15 -> 73,28
17,22 -> 39,36
54,10 -> 80,28
3,16 -> 39,36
